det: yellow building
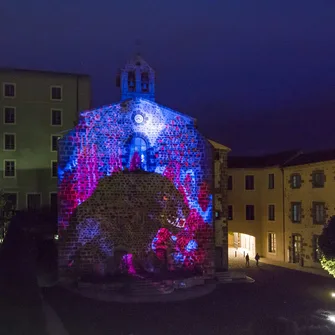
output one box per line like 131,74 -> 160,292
227,149 -> 335,269
283,151 -> 335,268
0,68 -> 91,210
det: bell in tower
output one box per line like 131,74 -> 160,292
117,54 -> 155,102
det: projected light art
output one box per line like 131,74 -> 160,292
58,98 -> 214,277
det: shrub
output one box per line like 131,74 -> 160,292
318,216 -> 335,277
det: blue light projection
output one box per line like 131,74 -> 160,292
58,97 -> 214,274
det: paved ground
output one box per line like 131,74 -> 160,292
39,259 -> 335,335
2,247 -> 335,335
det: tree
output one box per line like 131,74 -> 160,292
0,190 -> 14,241
318,215 -> 335,277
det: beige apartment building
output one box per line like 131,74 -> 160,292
227,149 -> 335,269
0,68 -> 91,211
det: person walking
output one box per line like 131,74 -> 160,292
245,253 -> 250,267
255,253 -> 260,267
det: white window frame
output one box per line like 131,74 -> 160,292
51,160 -> 58,178
26,192 -> 42,210
3,132 -> 16,151
268,232 -> 277,254
3,159 -> 16,178
3,106 -> 16,125
2,82 -> 16,98
2,191 -> 19,210
50,134 -> 60,152
50,85 -> 63,101
50,108 -> 63,126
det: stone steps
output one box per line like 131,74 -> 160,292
216,271 -> 254,284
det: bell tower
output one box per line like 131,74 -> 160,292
116,54 -> 155,102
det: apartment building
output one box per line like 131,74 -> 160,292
227,149 -> 335,269
0,68 -> 91,211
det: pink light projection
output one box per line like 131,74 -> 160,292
58,98 -> 214,276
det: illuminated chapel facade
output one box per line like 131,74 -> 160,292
57,55 -> 230,279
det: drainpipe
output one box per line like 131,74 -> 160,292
280,151 -> 303,263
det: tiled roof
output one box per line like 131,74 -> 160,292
229,149 -> 335,168
0,67 -> 90,77
208,139 -> 231,152
228,150 -> 301,168
283,149 -> 335,167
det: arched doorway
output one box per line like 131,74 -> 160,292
129,136 -> 147,170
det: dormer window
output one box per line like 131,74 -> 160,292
141,72 -> 149,92
128,71 -> 136,92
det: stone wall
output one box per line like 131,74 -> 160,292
57,98 -> 214,278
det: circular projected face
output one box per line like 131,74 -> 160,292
134,114 -> 144,124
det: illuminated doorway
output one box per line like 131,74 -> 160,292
229,232 -> 256,258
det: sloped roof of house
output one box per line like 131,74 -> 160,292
208,139 -> 231,152
0,67 -> 89,77
228,148 -> 335,169
228,150 -> 301,168
283,149 -> 335,167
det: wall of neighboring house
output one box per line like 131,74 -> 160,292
227,167 -> 285,261
213,148 -> 229,270
283,160 -> 335,268
259,167 -> 285,262
227,168 -> 263,256
0,70 -> 91,211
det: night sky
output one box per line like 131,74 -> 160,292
1,1 -> 335,155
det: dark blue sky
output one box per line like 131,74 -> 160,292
1,1 -> 335,154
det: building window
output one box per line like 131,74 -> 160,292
50,86 -> 62,101
214,150 -> 220,161
268,233 -> 276,253
312,202 -> 325,225
128,71 -> 136,92
312,170 -> 325,188
4,133 -> 16,150
3,160 -> 16,178
129,136 -> 147,170
51,161 -> 58,178
246,205 -> 255,220
291,202 -> 301,223
3,83 -> 15,98
51,109 -> 62,126
227,205 -> 233,220
50,193 -> 57,212
245,175 -> 254,190
292,234 -> 302,263
141,72 -> 149,92
3,107 -> 16,124
227,175 -> 233,190
268,204 -> 275,221
290,173 -> 302,189
268,173 -> 275,189
312,235 -> 321,262
51,135 -> 60,152
27,194 -> 41,210
3,193 -> 17,211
